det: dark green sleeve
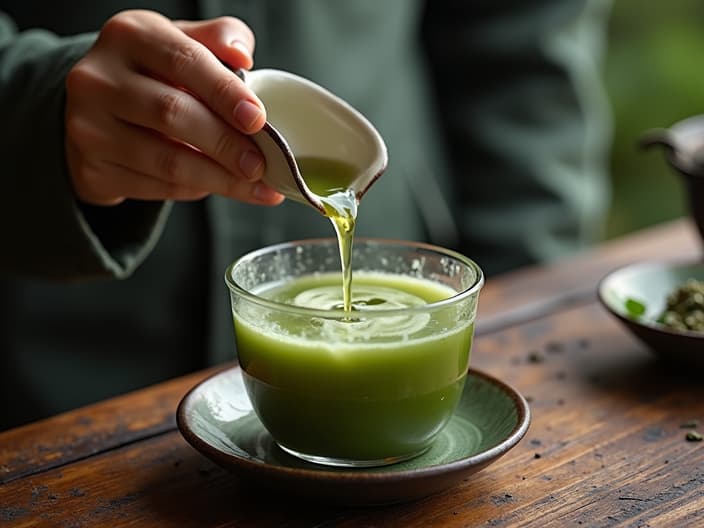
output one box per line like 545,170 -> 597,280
0,12 -> 171,280
423,0 -> 613,274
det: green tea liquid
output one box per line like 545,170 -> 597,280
296,157 -> 359,312
235,272 -> 474,461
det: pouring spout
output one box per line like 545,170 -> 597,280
639,116 -> 704,177
638,128 -> 676,152
639,116 -> 704,244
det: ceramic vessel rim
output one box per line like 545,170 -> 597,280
223,237 -> 484,319
597,259 -> 704,340
245,68 -> 389,213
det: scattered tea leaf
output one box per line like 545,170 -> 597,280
686,431 -> 703,442
527,351 -> 544,364
624,297 -> 646,318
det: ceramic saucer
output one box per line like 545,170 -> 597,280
177,365 -> 530,506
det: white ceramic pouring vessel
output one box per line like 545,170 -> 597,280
240,69 -> 388,214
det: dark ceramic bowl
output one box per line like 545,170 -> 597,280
598,261 -> 704,367
641,115 -> 704,243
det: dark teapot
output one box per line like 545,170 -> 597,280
641,115 -> 704,243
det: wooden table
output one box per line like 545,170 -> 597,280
1,219 -> 703,527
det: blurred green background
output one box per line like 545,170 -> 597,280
605,0 -> 704,238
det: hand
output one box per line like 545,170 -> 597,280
64,10 -> 284,206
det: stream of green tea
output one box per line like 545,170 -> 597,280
296,156 -> 360,313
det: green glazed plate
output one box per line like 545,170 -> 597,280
598,260 -> 704,367
177,365 -> 530,506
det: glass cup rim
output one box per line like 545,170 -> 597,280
224,238 -> 484,320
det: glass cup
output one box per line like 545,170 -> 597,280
225,239 -> 483,467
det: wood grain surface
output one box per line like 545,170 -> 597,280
0,366 -> 222,486
1,219 -> 702,527
476,218 -> 701,335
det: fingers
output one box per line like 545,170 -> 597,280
65,10 -> 286,207
109,70 -> 265,183
68,120 -> 284,206
74,161 -> 210,205
99,11 -> 266,134
116,123 -> 283,205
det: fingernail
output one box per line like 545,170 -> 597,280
234,100 -> 263,132
253,182 -> 282,202
230,40 -> 253,66
239,150 -> 264,181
